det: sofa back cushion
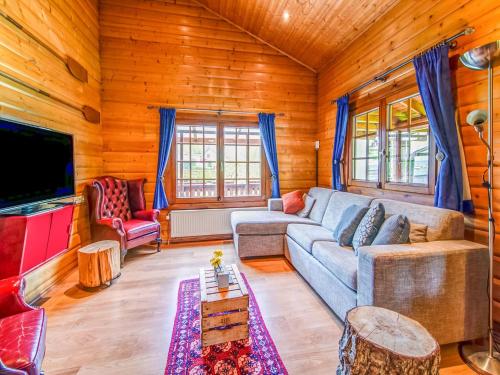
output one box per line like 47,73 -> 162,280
307,187 -> 334,223
370,199 -> 464,241
322,192 -> 373,232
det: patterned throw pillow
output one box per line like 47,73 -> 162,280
372,214 -> 410,246
333,205 -> 369,246
297,194 -> 316,218
352,203 -> 385,253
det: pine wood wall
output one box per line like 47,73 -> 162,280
0,0 -> 102,300
317,0 -> 500,319
99,0 -> 318,239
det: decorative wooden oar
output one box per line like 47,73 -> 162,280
0,70 -> 100,124
0,11 -> 89,83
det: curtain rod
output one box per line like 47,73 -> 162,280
330,27 -> 475,105
146,106 -> 285,117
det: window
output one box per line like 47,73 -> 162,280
223,127 -> 262,198
348,93 -> 435,194
352,109 -> 380,182
174,118 -> 265,203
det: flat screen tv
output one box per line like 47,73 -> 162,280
0,119 -> 75,212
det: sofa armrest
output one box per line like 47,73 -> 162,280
357,240 -> 489,343
96,217 -> 125,236
268,198 -> 283,211
0,276 -> 33,319
133,209 -> 159,222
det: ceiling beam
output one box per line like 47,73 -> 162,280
191,0 -> 317,74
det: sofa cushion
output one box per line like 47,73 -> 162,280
0,309 -> 47,375
333,205 -> 369,246
307,187 -> 334,223
287,224 -> 335,253
372,214 -> 410,245
297,194 -> 316,218
123,219 -> 160,240
231,211 -> 318,235
322,192 -> 373,232
312,241 -> 358,291
370,199 -> 464,241
352,202 -> 385,252
282,190 -> 305,214
410,223 -> 428,243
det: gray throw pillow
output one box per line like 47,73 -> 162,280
352,203 -> 385,253
372,214 -> 410,245
297,194 -> 316,218
333,205 -> 369,246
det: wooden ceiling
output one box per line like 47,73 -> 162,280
195,0 -> 400,71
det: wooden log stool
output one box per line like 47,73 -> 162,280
78,240 -> 121,289
338,306 -> 440,375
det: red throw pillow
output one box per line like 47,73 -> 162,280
282,190 -> 305,214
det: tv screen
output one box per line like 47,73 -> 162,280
0,119 -> 75,211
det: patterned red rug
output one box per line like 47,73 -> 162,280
165,274 -> 288,375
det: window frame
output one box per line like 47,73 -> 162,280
347,87 -> 436,195
169,114 -> 269,208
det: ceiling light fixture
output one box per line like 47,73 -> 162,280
283,10 -> 290,22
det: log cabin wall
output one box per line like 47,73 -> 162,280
317,0 -> 500,320
99,0 -> 318,239
0,0 -> 102,300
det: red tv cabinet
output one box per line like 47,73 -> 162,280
0,204 -> 74,279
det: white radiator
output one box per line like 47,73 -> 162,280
169,207 -> 266,238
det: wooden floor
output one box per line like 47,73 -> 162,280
39,242 -> 473,374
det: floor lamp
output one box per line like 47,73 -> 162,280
459,40 -> 500,374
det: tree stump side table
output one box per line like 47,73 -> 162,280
338,306 -> 440,375
78,240 -> 121,289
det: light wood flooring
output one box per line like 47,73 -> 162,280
39,242 -> 473,374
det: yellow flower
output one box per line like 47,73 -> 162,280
213,249 -> 223,258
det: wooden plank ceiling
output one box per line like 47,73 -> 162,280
195,0 -> 400,71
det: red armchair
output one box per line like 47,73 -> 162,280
88,177 -> 161,264
0,276 -> 46,375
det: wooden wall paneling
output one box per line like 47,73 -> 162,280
100,0 -> 318,241
0,0 -> 102,300
317,0 -> 500,321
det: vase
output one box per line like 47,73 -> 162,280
214,264 -> 230,289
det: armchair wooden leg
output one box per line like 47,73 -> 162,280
156,238 -> 161,252
120,249 -> 126,267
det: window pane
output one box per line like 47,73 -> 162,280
249,146 -> 261,161
191,180 -> 203,197
237,145 -> 247,161
191,162 -> 204,179
389,100 -> 409,130
387,130 -> 409,183
224,145 -> 236,162
353,159 -> 366,180
236,163 -> 247,179
367,158 -> 378,182
237,180 -> 248,196
204,126 -> 217,144
177,143 -> 190,161
249,129 -> 260,145
410,96 -> 427,125
249,163 -> 260,179
224,180 -> 236,197
236,128 -> 248,144
204,145 -> 216,161
354,138 -> 367,158
409,127 -> 429,185
177,162 -> 190,179
224,162 -> 236,179
205,162 -> 217,179
177,126 -> 190,143
176,180 -> 190,198
249,179 -> 261,196
224,127 -> 236,144
204,180 -> 217,197
191,126 -> 203,144
191,144 -> 203,161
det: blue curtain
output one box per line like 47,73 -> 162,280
332,95 -> 349,191
414,45 -> 469,212
153,108 -> 176,209
258,113 -> 281,198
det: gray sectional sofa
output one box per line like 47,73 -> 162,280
231,187 -> 488,344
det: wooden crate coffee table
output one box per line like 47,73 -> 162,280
199,264 -> 249,347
